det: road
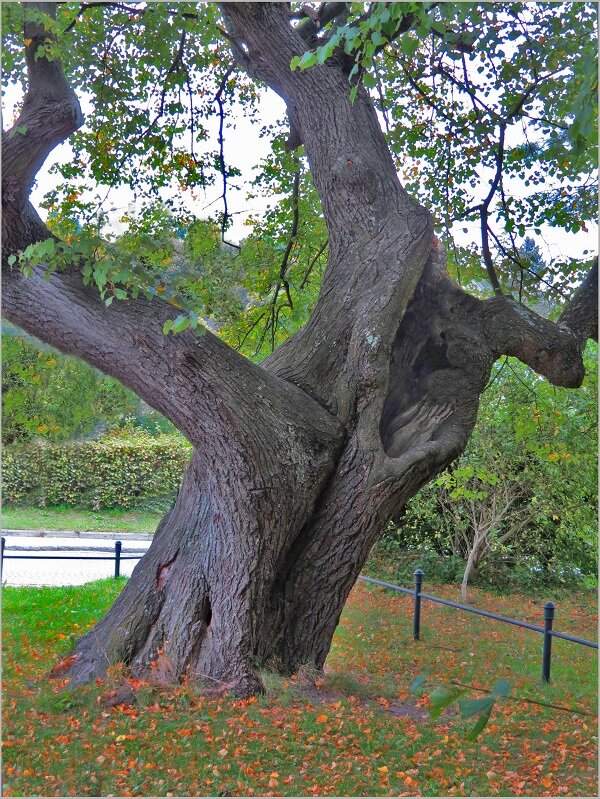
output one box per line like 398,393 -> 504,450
1,530 -> 152,587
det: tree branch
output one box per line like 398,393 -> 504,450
558,257 -> 598,343
213,68 -> 240,251
2,2 -> 83,210
295,2 -> 348,44
481,294 -> 587,388
2,241 -> 341,450
479,124 -> 506,296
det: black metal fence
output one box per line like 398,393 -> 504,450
2,538 -> 597,684
358,571 -> 598,684
1,537 -> 140,580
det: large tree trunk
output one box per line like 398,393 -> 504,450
2,2 -> 596,696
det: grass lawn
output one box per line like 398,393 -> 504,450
1,506 -> 163,534
2,578 -> 597,797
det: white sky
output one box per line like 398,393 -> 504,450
3,78 -> 598,262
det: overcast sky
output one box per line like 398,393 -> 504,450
3,79 -> 597,263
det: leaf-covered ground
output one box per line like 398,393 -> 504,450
2,578 -> 597,797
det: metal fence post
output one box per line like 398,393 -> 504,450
1,537 -> 5,580
114,540 -> 122,579
413,569 -> 424,640
542,600 -> 555,683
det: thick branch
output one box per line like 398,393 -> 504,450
558,258 -> 598,343
222,2 -> 433,417
295,2 -> 348,44
2,3 -> 83,209
482,295 -> 587,388
2,238 -> 341,452
374,247 -> 594,488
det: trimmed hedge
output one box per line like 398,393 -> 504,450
2,433 -> 192,510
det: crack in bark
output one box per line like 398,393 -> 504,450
156,551 -> 179,591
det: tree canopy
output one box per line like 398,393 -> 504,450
2,1 -> 597,348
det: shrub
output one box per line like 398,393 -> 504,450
2,433 -> 192,510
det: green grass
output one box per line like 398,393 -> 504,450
1,506 -> 162,534
2,579 -> 597,797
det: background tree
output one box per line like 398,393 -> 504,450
388,343 -> 598,591
1,324 -> 141,445
2,2 -> 597,695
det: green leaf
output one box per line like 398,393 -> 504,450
466,703 -> 494,741
363,71 -> 377,89
428,685 -> 465,720
170,314 -> 191,334
399,36 -> 419,59
371,30 -> 386,47
458,695 -> 494,720
410,674 -> 427,694
37,238 -> 56,258
297,51 -> 317,71
492,679 -> 510,697
7,254 -> 17,267
8,123 -> 28,138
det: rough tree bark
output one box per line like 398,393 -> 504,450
2,3 -> 597,695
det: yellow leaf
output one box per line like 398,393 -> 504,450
377,766 -> 389,773
24,38 -> 32,46
270,772 -> 279,778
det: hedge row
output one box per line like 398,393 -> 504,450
2,434 -> 192,509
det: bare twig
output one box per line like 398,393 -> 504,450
213,68 -> 240,252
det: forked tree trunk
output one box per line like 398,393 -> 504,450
2,2 -> 596,696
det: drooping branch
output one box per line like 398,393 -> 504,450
63,2 -> 145,34
213,67 -> 240,250
479,124 -> 506,296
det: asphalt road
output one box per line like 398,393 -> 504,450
1,531 -> 152,587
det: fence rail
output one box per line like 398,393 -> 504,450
2,538 -> 597,683
358,571 -> 597,684
1,537 -> 137,579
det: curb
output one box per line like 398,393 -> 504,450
1,528 -> 154,540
